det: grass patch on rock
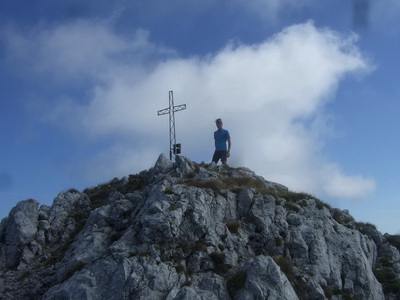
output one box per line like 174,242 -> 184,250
227,271 -> 247,298
226,220 -> 241,234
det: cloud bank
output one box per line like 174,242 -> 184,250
1,20 -> 375,199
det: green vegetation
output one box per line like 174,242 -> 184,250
182,280 -> 192,287
284,202 -> 300,212
374,256 -> 400,295
386,234 -> 400,251
184,179 -> 225,193
332,209 -> 355,225
374,267 -> 400,294
322,286 -> 334,298
275,190 -> 315,203
209,252 -> 233,275
273,255 -> 295,281
210,252 -> 225,265
185,163 -> 384,251
300,200 -> 308,207
182,238 -> 207,253
183,167 -> 387,238
183,173 -> 320,207
175,264 -> 185,273
322,287 -> 356,300
353,221 -> 377,231
83,174 -> 148,209
273,255 -> 307,300
226,220 -> 241,234
227,271 -> 247,298
84,184 -> 110,209
168,202 -> 178,211
183,176 -> 268,195
163,187 -> 174,194
275,238 -> 283,247
315,199 -> 332,210
71,210 -> 88,228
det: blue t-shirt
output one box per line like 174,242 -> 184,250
214,129 -> 230,151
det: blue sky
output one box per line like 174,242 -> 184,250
1,0 -> 399,234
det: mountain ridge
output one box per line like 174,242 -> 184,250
0,154 -> 399,299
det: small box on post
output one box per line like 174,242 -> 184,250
174,143 -> 181,154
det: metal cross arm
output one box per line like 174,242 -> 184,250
174,104 -> 187,112
157,108 -> 169,116
157,104 -> 186,116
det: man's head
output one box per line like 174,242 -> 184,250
215,118 -> 223,129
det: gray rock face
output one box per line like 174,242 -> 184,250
0,154 -> 399,299
2,199 -> 40,270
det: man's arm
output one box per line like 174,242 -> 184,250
227,138 -> 231,157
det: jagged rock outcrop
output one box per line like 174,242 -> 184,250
0,154 -> 399,299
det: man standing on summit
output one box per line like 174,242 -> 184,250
212,118 -> 231,165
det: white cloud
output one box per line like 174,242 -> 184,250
321,164 -> 376,199
80,143 -> 161,183
2,20 -> 375,199
1,20 -> 175,83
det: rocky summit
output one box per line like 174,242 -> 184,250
1,154 -> 400,300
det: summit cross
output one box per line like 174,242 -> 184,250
157,90 -> 186,160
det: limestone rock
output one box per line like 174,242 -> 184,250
0,155 -> 398,299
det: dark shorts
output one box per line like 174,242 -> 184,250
212,150 -> 228,164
